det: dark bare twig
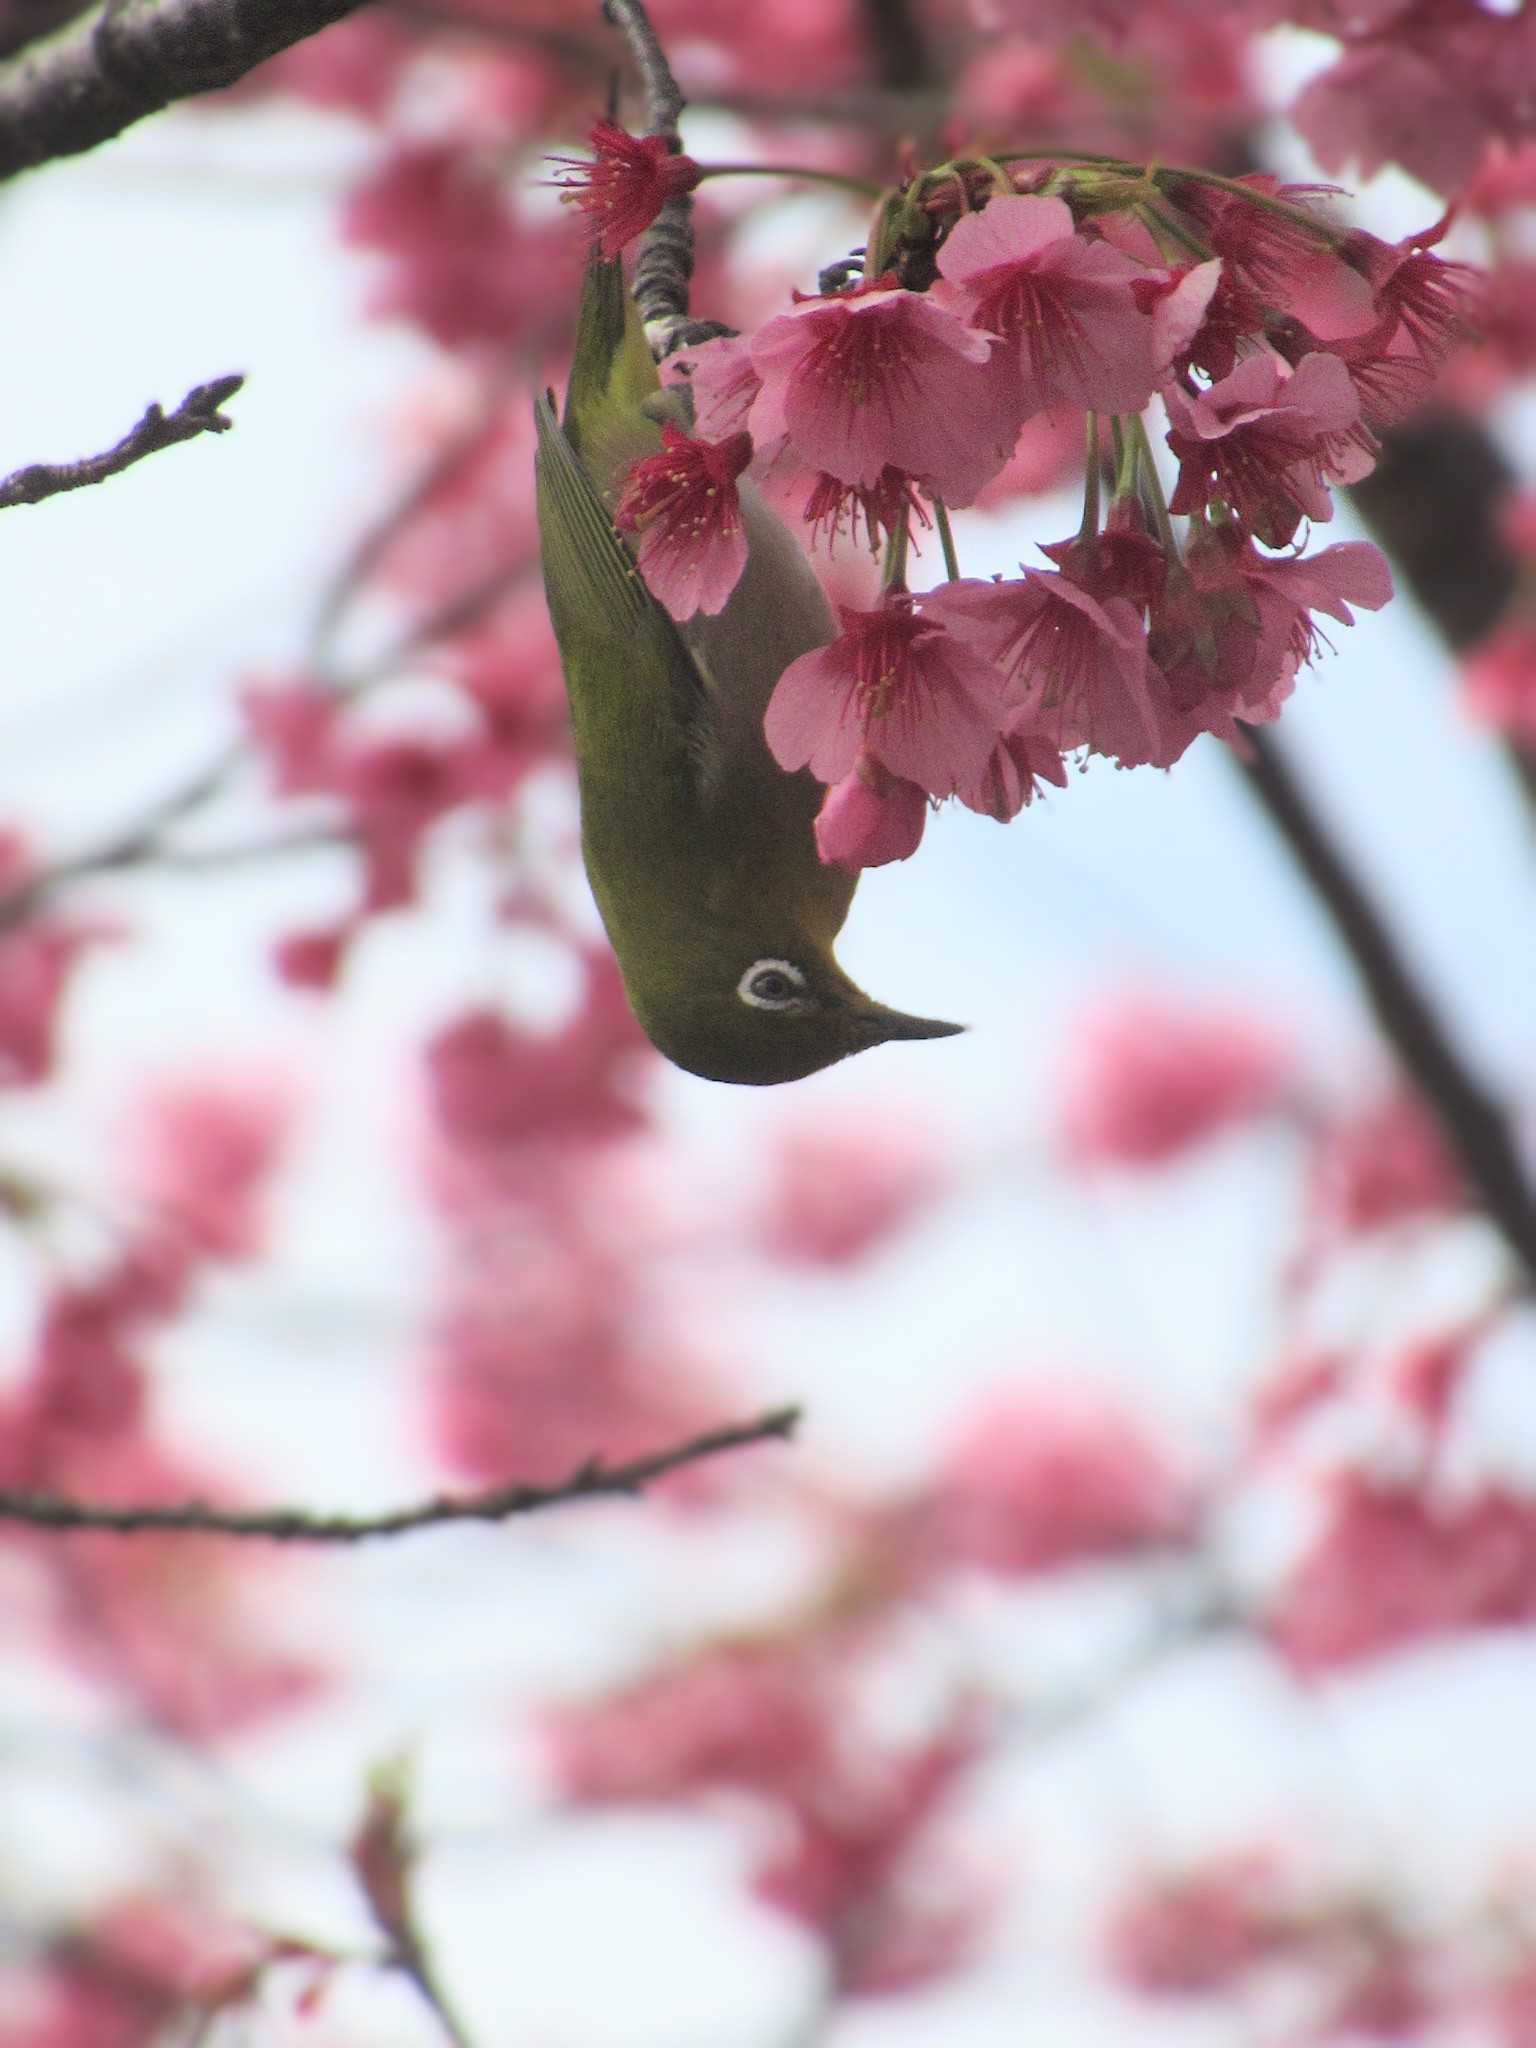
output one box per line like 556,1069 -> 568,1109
0,376 -> 242,509
1350,413 -> 1517,656
602,0 -> 704,355
134,821 -> 350,870
0,744 -> 241,933
1348,411 -> 1536,818
856,0 -> 938,95
0,1407 -> 802,1540
1238,728 -> 1536,1293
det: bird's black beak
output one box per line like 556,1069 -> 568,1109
869,1008 -> 966,1043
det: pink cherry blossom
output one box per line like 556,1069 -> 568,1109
1161,172 -> 1344,299
925,1386 -> 1194,1573
748,281 -> 1020,506
802,466 -> 927,557
1461,620 -> 1536,745
1292,38 -> 1493,197
932,193 -> 1160,415
1057,988 -> 1294,1168
240,678 -> 339,794
1180,526 -> 1393,717
679,332 -> 762,439
345,140 -> 574,350
544,1640 -> 833,1805
927,571 -> 1168,768
0,832 -> 116,1088
549,119 -> 702,259
1151,262 -> 1271,385
1165,349 -> 1373,546
1141,257 -> 1222,376
814,754 -> 929,869
761,1118 -> 944,1266
428,1232 -> 715,1488
956,708 -> 1070,822
1106,1853 -> 1292,1995
764,597 -> 1004,798
273,921 -> 352,991
90,1897 -> 270,2008
339,733 -> 478,910
1341,223 -> 1478,366
126,1079 -> 289,1263
424,970 -> 648,1154
1273,1477 -> 1536,1671
753,1716 -> 984,1997
614,423 -> 753,619
1308,1089 -> 1465,1239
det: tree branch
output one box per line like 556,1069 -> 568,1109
603,0 -> 710,356
0,374 -> 243,509
0,0 -> 367,180
0,1407 -> 802,1540
1238,728 -> 1536,1292
0,743 -> 240,933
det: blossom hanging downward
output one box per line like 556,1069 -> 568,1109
614,425 -> 753,619
551,120 -> 702,259
1164,351 -> 1372,548
814,754 -> 930,871
932,194 -> 1162,417
764,596 -> 1004,800
749,282 -> 1021,507
929,572 -> 1169,770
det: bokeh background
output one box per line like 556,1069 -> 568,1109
3,4 -> 1536,2043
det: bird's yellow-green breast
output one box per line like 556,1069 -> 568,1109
534,253 -> 961,1084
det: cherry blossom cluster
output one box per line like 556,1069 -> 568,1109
563,127 -> 1478,869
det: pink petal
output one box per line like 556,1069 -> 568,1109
934,193 -> 1078,285
763,643 -> 863,783
635,516 -> 749,620
814,762 -> 927,870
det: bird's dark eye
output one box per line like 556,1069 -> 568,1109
738,958 -> 809,1010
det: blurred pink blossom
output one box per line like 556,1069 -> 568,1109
925,1387 -> 1194,1574
1106,1852 -> 1292,1994
760,1118 -> 944,1266
1273,1478 -> 1536,1671
1057,990 -> 1293,1168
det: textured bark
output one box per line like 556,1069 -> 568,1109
0,0 -> 364,180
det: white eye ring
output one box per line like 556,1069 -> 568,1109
738,959 -> 808,1010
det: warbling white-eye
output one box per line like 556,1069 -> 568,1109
534,253 -> 963,1086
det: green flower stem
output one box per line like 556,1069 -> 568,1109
883,506 -> 912,593
1152,165 -> 1344,243
993,149 -> 1142,170
1110,414 -> 1137,498
1137,198 -> 1213,264
933,497 -> 962,582
1079,413 -> 1101,543
697,163 -> 884,200
1126,412 -> 1180,561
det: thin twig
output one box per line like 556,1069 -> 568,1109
397,1949 -> 480,2048
602,0 -> 701,356
1238,728 -> 1536,1292
0,743 -> 242,932
0,1407 -> 802,1540
0,375 -> 242,510
131,822 -> 350,871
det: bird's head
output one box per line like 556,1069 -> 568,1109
626,942 -> 964,1086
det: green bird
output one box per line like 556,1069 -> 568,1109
533,253 -> 963,1086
